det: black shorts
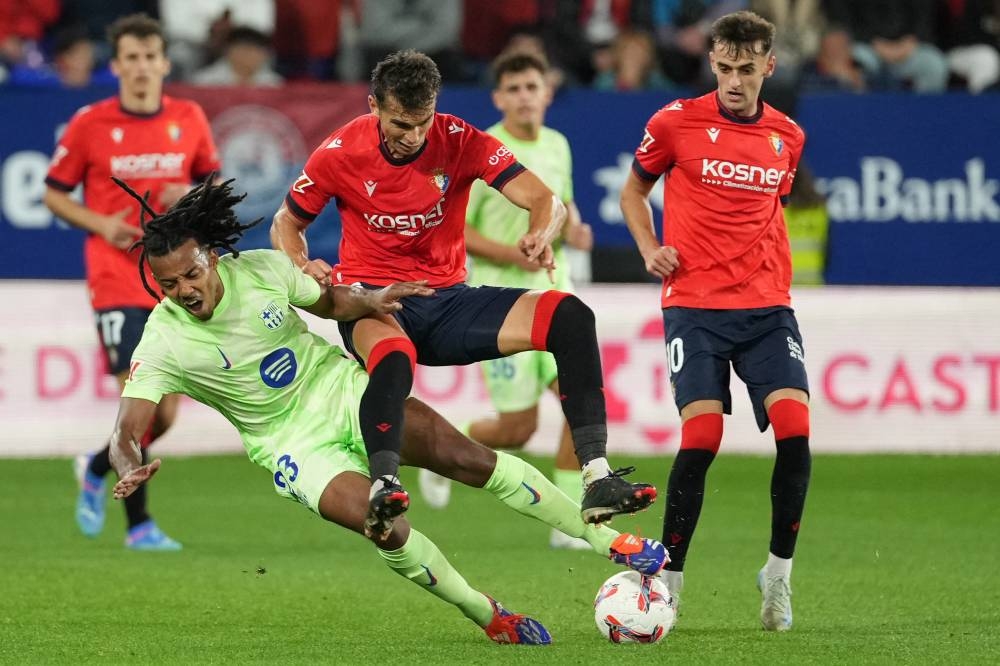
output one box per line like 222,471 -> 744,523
339,283 -> 528,367
94,307 -> 153,375
661,306 -> 809,432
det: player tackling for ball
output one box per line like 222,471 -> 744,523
419,51 -> 596,553
107,177 -> 667,645
620,11 -> 812,632
271,50 -> 658,540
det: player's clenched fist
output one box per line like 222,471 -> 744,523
302,258 -> 334,285
644,245 -> 680,279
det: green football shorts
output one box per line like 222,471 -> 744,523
261,358 -> 371,515
480,350 -> 558,413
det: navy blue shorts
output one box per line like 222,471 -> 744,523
94,307 -> 152,375
661,306 -> 809,432
339,283 -> 528,367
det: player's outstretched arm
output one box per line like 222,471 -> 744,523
302,282 -> 435,321
465,225 -> 541,271
499,170 -> 566,266
271,203 -> 333,285
620,171 -> 680,279
108,397 -> 160,499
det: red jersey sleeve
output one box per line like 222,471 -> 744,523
284,134 -> 339,222
631,102 -> 680,182
780,123 -> 806,200
459,119 -> 523,190
45,107 -> 91,191
188,103 -> 221,179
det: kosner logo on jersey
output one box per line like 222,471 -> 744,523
701,159 -> 787,191
109,152 -> 187,179
817,157 -> 999,223
364,198 -> 445,236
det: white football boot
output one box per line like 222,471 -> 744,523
757,566 -> 793,631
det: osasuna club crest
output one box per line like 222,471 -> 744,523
768,132 -> 784,156
260,301 -> 285,329
430,169 -> 450,195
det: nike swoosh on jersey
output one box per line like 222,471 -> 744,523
217,347 -> 232,370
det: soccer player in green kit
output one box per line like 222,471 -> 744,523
106,178 -> 666,645
417,52 -> 595,552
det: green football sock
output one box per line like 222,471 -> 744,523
484,451 -> 618,554
553,468 -> 583,504
378,528 -> 493,627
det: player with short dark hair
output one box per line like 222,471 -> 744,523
619,10 -> 811,631
44,12 -> 221,550
271,49 -> 658,540
108,178 -> 667,645
417,50 -> 595,551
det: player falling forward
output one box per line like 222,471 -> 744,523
44,13 -> 221,551
619,11 -> 812,631
271,49 -> 656,538
107,178 -> 667,644
419,51 -> 595,552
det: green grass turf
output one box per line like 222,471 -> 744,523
2,454 -> 998,664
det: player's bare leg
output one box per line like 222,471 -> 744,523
420,403 -> 543,510
400,398 -> 666,575
497,290 -> 657,523
419,404 -> 543,510
469,405 -> 540,449
316,470 -> 551,644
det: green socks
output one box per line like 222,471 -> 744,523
378,528 -> 493,627
484,451 -> 618,554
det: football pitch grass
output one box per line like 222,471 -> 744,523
3,454 -> 998,664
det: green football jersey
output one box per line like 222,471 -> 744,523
122,249 -> 364,468
466,123 -> 574,291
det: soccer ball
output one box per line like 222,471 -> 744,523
594,571 -> 675,644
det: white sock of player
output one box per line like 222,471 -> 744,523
581,457 -> 612,487
764,552 -> 793,579
369,475 -> 401,499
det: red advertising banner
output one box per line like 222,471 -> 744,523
164,83 -> 370,254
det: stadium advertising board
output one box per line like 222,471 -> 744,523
439,89 -> 1000,286
1,282 -> 996,457
1,88 -> 997,285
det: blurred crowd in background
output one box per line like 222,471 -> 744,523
2,1 -> 998,103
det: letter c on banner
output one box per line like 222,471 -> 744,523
822,353 -> 869,411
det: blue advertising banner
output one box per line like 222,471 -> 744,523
797,94 -> 1000,286
1,85 -> 998,284
0,86 -> 114,279
441,88 -> 1000,286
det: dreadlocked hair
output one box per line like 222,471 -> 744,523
112,175 -> 263,301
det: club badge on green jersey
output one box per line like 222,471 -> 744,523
260,301 -> 285,330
